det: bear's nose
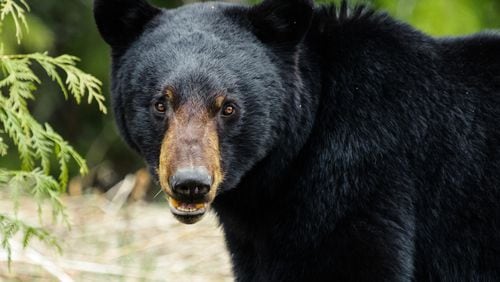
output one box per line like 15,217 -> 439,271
169,167 -> 212,199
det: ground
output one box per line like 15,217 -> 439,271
0,190 -> 232,281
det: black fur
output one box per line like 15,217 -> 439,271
248,0 -> 314,44
94,0 -> 160,52
94,0 -> 500,281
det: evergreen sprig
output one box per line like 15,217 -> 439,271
0,213 -> 61,265
0,0 -> 106,266
0,0 -> 29,44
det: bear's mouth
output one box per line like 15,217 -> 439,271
168,197 -> 209,224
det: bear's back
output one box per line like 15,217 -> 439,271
308,5 -> 500,279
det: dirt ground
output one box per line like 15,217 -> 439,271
0,191 -> 233,281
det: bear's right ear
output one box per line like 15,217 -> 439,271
248,0 -> 314,45
94,0 -> 160,50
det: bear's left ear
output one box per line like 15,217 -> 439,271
248,0 -> 314,45
94,0 -> 161,51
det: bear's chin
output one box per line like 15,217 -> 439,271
172,213 -> 206,224
168,198 -> 209,224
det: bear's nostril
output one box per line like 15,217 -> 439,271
175,183 -> 210,196
169,167 -> 212,198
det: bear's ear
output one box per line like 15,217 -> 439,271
248,0 -> 314,45
94,0 -> 161,50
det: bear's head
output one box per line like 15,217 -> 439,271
94,0 -> 315,224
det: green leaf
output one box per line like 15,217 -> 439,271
0,0 -> 29,44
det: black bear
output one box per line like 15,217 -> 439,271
94,0 -> 500,280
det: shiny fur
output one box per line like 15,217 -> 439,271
94,0 -> 500,280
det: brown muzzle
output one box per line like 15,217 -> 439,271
159,102 -> 223,224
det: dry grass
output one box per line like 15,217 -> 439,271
0,190 -> 233,281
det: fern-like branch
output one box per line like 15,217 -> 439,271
0,0 -> 29,44
0,0 -> 106,266
0,53 -> 107,113
0,213 -> 61,266
0,169 -> 69,222
0,52 -> 106,184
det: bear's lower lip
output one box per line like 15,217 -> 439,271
168,198 -> 208,224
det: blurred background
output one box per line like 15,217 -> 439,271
0,0 -> 498,281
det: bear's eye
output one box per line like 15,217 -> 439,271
154,102 -> 166,114
221,103 -> 236,117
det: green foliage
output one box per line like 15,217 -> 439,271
0,0 -> 28,44
245,0 -> 499,36
0,213 -> 60,265
374,0 -> 482,35
0,0 -> 106,265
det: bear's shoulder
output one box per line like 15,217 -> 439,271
438,32 -> 500,81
